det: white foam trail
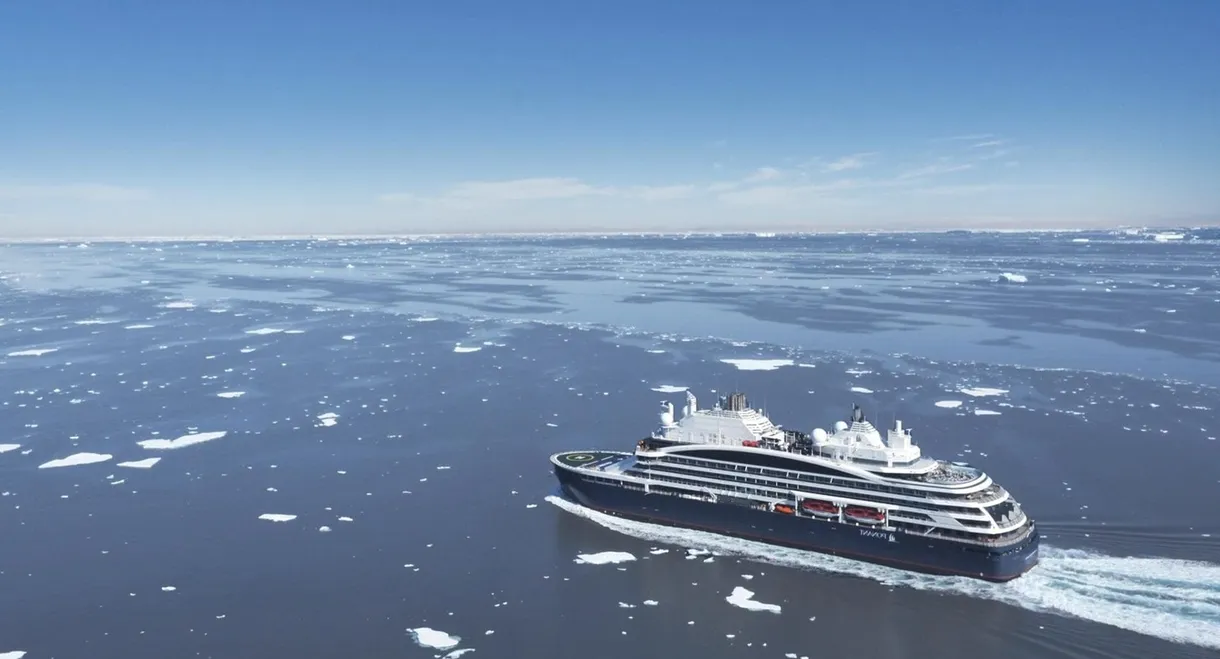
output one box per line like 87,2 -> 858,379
546,495 -> 1220,649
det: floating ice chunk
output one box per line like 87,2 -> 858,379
337,516 -> 353,522
217,391 -> 245,399
996,273 -> 1027,283
258,513 -> 297,522
643,600 -> 659,606
525,503 -> 537,508
125,324 -> 155,329
959,387 -> 1008,397
7,348 -> 57,357
138,430 -> 227,450
414,317 -> 439,322
341,335 -> 356,341
0,651 -> 27,659
117,457 -> 161,469
284,329 -> 305,334
574,551 -> 637,565
0,444 -> 21,454
725,586 -> 781,613
75,318 -> 118,325
1153,232 -> 1185,242
408,627 -> 460,650
649,548 -> 669,555
651,385 -> 688,393
162,300 -> 196,309
317,412 -> 339,427
974,409 -> 1002,416
443,650 -> 475,659
850,387 -> 873,394
720,358 -> 793,371
38,452 -> 112,469
161,586 -> 176,592
453,345 -> 482,353
245,327 -> 284,335
319,526 -> 332,533
935,400 -> 963,408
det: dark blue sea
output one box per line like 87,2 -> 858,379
1,228 -> 1218,659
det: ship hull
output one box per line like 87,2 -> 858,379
554,462 -> 1040,582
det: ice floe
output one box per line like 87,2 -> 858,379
245,327 -> 284,335
0,444 -> 21,454
6,348 -> 58,357
258,514 -> 297,522
408,627 -> 460,650
138,430 -> 227,450
217,391 -> 245,398
574,551 -> 637,565
959,387 -> 1008,397
38,452 -> 113,469
341,335 -> 356,341
317,412 -> 339,427
720,358 -> 793,371
124,323 -> 155,329
850,386 -> 874,394
0,651 -> 27,659
973,409 -> 1002,416
725,586 -> 782,613
651,385 -> 688,393
162,300 -> 196,309
996,272 -> 1027,283
453,345 -> 482,353
117,457 -> 161,469
935,400 -> 963,408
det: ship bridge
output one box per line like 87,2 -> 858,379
653,391 -> 785,446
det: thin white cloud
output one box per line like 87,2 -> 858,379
743,167 -> 782,183
971,139 -> 1008,148
446,177 -> 610,201
624,184 -> 698,201
717,179 -> 866,206
0,183 -> 151,201
897,163 -> 974,179
822,152 -> 875,172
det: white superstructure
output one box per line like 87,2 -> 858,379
609,391 -> 1034,545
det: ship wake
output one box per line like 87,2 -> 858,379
546,495 -> 1220,650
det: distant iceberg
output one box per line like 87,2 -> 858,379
996,272 -> 1027,284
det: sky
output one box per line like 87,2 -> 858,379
1,1 -> 1218,238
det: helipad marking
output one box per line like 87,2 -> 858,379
566,453 -> 595,462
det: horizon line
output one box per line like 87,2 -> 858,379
0,223 -> 1212,245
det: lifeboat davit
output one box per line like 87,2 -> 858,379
844,505 -> 886,524
800,499 -> 840,518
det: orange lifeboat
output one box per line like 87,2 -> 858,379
773,503 -> 795,515
742,439 -> 760,447
844,505 -> 886,524
800,499 -> 840,517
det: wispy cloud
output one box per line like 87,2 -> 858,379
0,183 -> 151,201
379,135 -> 1030,213
822,152 -> 876,172
743,166 -> 782,183
897,162 -> 974,179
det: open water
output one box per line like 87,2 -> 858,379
1,228 -> 1218,658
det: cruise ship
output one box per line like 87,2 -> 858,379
551,390 -> 1040,581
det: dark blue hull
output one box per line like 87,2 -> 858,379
555,466 -> 1040,582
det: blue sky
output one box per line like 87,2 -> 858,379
1,1 -> 1217,237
